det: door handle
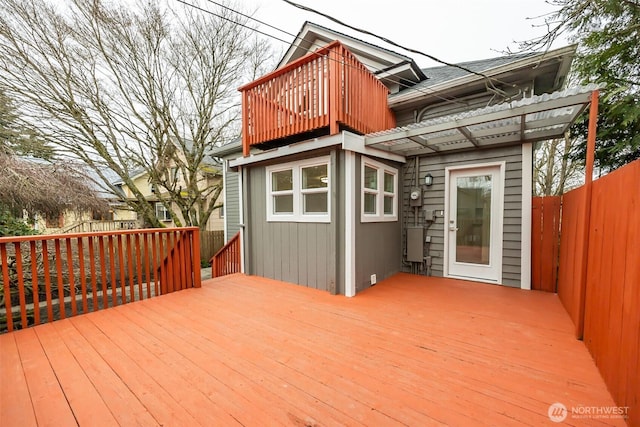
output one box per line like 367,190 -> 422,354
449,220 -> 458,231
449,226 -> 458,231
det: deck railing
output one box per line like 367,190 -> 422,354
0,227 -> 201,332
210,232 -> 241,278
239,40 -> 395,155
61,219 -> 139,234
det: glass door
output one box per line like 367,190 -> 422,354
447,165 -> 503,283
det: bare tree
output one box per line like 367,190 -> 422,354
0,153 -> 109,221
0,0 -> 273,230
533,132 -> 583,196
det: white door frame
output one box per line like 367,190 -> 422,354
443,162 -> 505,284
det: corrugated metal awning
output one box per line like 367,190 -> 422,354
365,84 -> 600,156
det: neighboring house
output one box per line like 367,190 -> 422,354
117,156 -> 224,232
213,22 -> 596,296
36,167 -> 137,234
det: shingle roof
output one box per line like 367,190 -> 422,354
400,51 -> 538,92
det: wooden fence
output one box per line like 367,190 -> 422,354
531,196 -> 561,292
556,186 -> 589,332
200,230 -> 225,265
0,227 -> 201,332
61,220 -> 139,234
556,159 -> 640,425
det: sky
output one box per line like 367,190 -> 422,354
235,0 -> 570,69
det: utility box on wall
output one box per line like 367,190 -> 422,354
406,226 -> 424,262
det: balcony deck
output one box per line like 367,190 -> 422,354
1,273 -> 623,426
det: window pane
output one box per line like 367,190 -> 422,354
384,172 -> 394,193
304,193 -> 327,214
272,169 -> 292,191
364,166 -> 377,190
273,194 -> 293,213
302,164 -> 328,189
384,196 -> 394,215
455,175 -> 491,264
364,193 -> 376,214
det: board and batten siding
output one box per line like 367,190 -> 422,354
402,145 -> 523,287
354,154 -> 403,292
223,168 -> 241,241
245,153 -> 338,293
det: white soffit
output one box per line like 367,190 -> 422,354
365,84 -> 601,156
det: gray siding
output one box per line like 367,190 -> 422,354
245,152 -> 337,293
224,168 -> 241,241
401,146 -> 523,287
354,154 -> 403,292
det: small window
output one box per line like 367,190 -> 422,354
46,214 -> 64,228
266,157 -> 330,222
361,157 -> 398,222
155,202 -> 171,222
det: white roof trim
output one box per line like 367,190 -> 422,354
365,85 -> 600,156
228,132 -> 406,169
229,134 -> 342,168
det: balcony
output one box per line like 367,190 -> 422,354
239,41 -> 396,156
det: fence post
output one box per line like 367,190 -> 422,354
192,228 -> 201,288
576,89 -> 599,339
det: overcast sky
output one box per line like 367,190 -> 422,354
237,0 -> 569,68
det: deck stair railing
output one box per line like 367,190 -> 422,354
210,232 -> 241,278
0,227 -> 201,333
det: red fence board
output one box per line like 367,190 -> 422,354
556,159 -> 640,426
557,186 -> 588,333
531,196 -> 561,292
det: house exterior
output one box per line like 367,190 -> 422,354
117,164 -> 224,232
34,167 -> 137,234
213,22 -> 596,296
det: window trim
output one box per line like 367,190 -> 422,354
361,156 -> 398,223
266,156 -> 331,223
155,202 -> 172,222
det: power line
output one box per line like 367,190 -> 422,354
174,0 -> 292,45
281,0 -> 516,92
176,0 -> 471,107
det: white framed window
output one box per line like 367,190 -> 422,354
361,156 -> 398,222
266,156 -> 330,222
155,202 -> 171,222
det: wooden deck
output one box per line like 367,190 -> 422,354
1,273 -> 624,426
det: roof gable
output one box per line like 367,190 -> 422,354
278,22 -> 425,90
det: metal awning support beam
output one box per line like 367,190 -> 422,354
408,136 -> 438,152
456,126 -> 479,147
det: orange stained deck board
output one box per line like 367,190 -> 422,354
0,273 -> 625,426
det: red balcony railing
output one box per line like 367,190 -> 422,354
0,227 -> 201,332
210,232 -> 241,278
239,41 -> 396,155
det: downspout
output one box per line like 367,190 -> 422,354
238,165 -> 246,274
414,156 -> 419,226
